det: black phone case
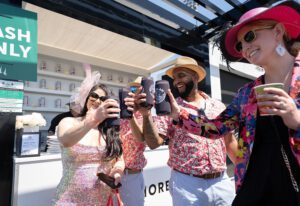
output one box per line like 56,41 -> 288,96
97,172 -> 122,189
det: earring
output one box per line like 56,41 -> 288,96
276,44 -> 286,56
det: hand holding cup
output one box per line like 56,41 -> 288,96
85,98 -> 120,127
155,80 -> 171,116
140,77 -> 154,109
98,97 -> 120,127
131,86 -> 152,116
254,83 -> 284,116
255,83 -> 300,129
119,88 -> 133,119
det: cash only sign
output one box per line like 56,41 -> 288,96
0,3 -> 37,81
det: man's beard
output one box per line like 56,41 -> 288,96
175,80 -> 194,99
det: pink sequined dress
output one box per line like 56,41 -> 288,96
52,144 -> 115,206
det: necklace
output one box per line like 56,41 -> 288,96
283,62 -> 294,91
265,61 -> 294,91
283,68 -> 293,83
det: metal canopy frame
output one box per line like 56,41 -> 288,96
24,0 -> 281,63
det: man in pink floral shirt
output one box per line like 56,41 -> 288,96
133,57 -> 236,206
119,79 -> 147,206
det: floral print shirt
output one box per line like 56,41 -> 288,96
155,92 -> 228,175
179,57 -> 300,192
120,113 -> 147,170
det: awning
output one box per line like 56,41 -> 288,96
23,3 -> 176,75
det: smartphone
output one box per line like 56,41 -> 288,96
97,172 -> 122,189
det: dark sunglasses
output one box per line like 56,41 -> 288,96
235,26 -> 274,53
89,92 -> 106,101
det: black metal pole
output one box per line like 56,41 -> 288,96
0,113 -> 17,206
0,2 -> 22,206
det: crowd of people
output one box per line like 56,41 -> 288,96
51,1 -> 300,206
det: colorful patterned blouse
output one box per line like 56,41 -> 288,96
155,92 -> 228,176
120,113 -> 147,170
179,57 -> 300,192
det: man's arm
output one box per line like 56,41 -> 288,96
129,115 -> 144,142
126,87 -> 165,149
122,92 -> 145,142
142,113 -> 164,149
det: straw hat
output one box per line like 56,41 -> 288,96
128,76 -> 143,87
221,1 -> 300,62
165,56 -> 206,82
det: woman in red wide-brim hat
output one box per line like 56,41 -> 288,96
170,1 -> 300,205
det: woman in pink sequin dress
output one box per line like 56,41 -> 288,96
52,83 -> 125,206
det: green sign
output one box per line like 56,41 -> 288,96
0,3 -> 37,81
0,79 -> 24,113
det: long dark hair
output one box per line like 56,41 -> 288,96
80,84 -> 123,160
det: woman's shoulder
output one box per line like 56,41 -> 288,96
59,116 -> 83,127
237,76 -> 263,94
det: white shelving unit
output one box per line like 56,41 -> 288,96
23,106 -> 68,113
23,54 -> 138,131
37,70 -> 128,88
37,70 -> 85,81
98,79 -> 127,88
24,87 -> 73,96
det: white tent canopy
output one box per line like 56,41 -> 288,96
23,3 -> 176,75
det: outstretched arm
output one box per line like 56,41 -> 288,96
132,88 -> 164,149
176,90 -> 241,137
129,115 -> 145,142
123,92 -> 144,142
57,117 -> 93,147
58,99 -> 120,147
142,113 -> 164,149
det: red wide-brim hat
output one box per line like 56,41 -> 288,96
221,1 -> 300,62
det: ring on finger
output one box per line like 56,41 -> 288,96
280,102 -> 285,110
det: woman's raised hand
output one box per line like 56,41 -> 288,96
113,172 -> 122,186
85,99 -> 120,128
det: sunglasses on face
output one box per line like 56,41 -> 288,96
235,26 -> 274,53
89,92 -> 106,102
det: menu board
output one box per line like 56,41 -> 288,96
20,133 -> 40,156
0,79 -> 23,113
